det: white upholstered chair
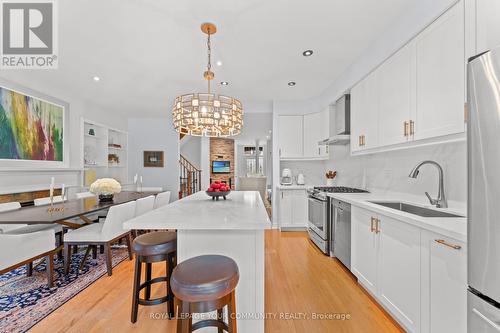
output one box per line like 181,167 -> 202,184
0,202 -> 27,233
154,191 -> 171,209
135,196 -> 155,217
34,195 -> 65,206
0,230 -> 57,287
63,201 -> 136,276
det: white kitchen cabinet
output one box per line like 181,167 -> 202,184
303,109 -> 329,158
351,207 -> 378,294
377,214 -> 421,333
476,0 -> 500,54
352,206 -> 467,333
414,1 -> 465,141
277,115 -> 303,158
421,230 -> 467,333
377,44 -> 413,146
350,70 -> 379,152
278,189 -> 307,229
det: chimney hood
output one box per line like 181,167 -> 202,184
319,94 -> 350,146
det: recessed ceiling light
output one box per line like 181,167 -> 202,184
288,81 -> 296,86
92,76 -> 100,82
302,49 -> 314,57
221,81 -> 229,86
216,60 -> 222,66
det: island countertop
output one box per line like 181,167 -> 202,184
124,190 -> 271,230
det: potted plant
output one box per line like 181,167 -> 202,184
90,178 -> 122,202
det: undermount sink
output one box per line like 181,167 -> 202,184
369,201 -> 464,218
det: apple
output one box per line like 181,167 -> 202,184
207,187 -> 214,192
215,189 -> 220,192
213,183 -> 221,190
215,180 -> 221,184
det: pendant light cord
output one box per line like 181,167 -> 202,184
207,29 -> 212,94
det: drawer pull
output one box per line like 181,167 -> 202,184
375,218 -> 380,234
435,239 -> 461,250
370,217 -> 376,232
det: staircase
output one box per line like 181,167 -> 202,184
179,154 -> 202,199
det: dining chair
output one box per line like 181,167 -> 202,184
154,191 -> 171,209
0,202 -> 27,233
135,196 -> 155,217
0,229 -> 58,287
63,200 -> 136,276
34,195 -> 65,206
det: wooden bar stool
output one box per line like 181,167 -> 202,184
171,255 -> 239,333
131,231 -> 177,323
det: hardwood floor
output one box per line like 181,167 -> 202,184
30,230 -> 403,333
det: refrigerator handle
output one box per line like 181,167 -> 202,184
472,308 -> 500,331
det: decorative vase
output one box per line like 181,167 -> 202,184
98,193 -> 114,202
326,178 -> 335,186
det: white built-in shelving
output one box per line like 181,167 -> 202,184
81,118 -> 128,184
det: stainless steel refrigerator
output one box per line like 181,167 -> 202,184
468,48 -> 500,332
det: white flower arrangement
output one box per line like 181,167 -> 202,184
89,178 -> 122,195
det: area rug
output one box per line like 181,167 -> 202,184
0,246 -> 130,333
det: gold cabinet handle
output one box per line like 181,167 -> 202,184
359,135 -> 362,146
404,121 -> 409,137
370,217 -> 375,232
362,135 -> 366,146
435,239 -> 461,250
375,218 -> 380,233
410,120 -> 415,135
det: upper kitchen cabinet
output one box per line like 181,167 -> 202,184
277,110 -> 329,160
277,115 -> 303,159
476,0 -> 500,54
414,1 -> 465,141
303,109 -> 329,158
351,70 -> 379,153
377,44 -> 413,146
350,1 -> 466,155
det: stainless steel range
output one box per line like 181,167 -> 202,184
307,186 -> 368,256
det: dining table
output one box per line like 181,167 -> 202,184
0,191 -> 158,227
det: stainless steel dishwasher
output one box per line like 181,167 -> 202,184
330,198 -> 351,270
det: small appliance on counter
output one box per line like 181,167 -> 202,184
296,173 -> 305,185
280,168 -> 293,185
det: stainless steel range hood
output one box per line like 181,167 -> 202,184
319,94 -> 350,146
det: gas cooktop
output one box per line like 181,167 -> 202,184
313,186 -> 368,193
308,186 -> 368,201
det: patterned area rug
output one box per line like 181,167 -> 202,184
0,246 -> 130,333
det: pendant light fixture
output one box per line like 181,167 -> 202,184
172,23 -> 243,137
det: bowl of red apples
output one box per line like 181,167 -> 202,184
206,181 -> 231,200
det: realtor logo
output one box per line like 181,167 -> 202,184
1,0 -> 58,68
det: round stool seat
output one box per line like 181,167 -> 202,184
171,255 -> 239,302
132,231 -> 177,256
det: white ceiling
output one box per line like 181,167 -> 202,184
1,0 -> 416,116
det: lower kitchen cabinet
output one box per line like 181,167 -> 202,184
351,206 -> 466,333
351,207 -> 378,294
420,230 -> 467,333
278,189 -> 307,229
378,214 -> 421,332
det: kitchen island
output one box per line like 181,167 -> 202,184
124,190 -> 271,333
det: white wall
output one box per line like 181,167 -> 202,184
180,136 -> 201,169
0,76 -> 128,194
128,117 -> 179,198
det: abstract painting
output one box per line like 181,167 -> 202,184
0,86 -> 64,161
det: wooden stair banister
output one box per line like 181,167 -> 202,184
179,155 -> 202,199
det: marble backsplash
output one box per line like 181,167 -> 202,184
281,140 -> 467,209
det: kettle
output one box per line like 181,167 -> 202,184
297,173 -> 305,185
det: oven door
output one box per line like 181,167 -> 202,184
308,196 -> 327,239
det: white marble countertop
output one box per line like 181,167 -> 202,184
327,192 -> 467,242
124,190 -> 271,230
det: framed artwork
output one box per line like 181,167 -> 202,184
144,151 -> 164,167
0,85 -> 65,162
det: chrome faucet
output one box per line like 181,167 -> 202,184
408,160 -> 448,208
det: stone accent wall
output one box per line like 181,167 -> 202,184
210,137 -> 235,189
